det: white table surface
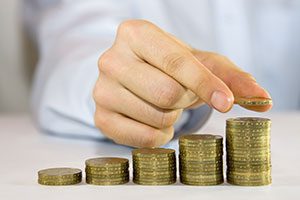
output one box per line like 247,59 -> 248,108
1,111 -> 300,200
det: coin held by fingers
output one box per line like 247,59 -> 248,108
234,96 -> 273,112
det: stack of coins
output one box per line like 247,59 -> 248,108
132,148 -> 176,185
179,134 -> 224,185
38,168 -> 82,186
85,157 -> 129,185
226,117 -> 272,186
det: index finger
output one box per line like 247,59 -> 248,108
117,20 -> 234,112
192,50 -> 273,112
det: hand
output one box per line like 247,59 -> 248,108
93,20 -> 271,147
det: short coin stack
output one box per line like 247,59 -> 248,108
85,157 -> 129,185
132,148 -> 176,185
38,168 -> 82,186
226,117 -> 272,186
179,134 -> 224,185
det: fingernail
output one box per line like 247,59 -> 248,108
211,91 -> 233,112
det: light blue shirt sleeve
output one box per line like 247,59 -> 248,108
28,0 -> 131,139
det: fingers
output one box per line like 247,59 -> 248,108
94,106 -> 174,147
93,74 -> 183,129
116,20 -> 234,112
192,50 -> 272,112
99,50 -> 199,109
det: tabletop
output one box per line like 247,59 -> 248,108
1,110 -> 300,200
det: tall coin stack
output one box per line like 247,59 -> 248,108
226,117 -> 272,186
179,134 -> 224,185
85,157 -> 129,185
132,148 -> 176,185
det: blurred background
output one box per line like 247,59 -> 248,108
0,0 -> 36,113
0,0 -> 300,113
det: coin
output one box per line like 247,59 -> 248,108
234,96 -> 272,106
86,176 -> 129,185
133,179 -> 176,185
132,148 -> 175,157
85,157 -> 129,167
180,134 -> 223,144
38,168 -> 82,186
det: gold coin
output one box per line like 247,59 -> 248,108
38,168 -> 82,186
86,172 -> 129,178
86,177 -> 129,185
179,145 -> 222,150
179,134 -> 223,144
179,156 -> 223,162
132,158 -> 176,163
134,166 -> 176,172
180,179 -> 223,186
132,156 -> 175,162
85,169 -> 128,176
133,174 -> 176,180
132,148 -> 175,157
226,117 -> 271,126
85,165 -> 128,170
38,179 -> 81,186
227,177 -> 271,186
234,96 -> 272,106
133,169 -> 176,175
85,157 -> 129,168
133,180 -> 176,185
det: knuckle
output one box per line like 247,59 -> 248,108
92,80 -> 106,103
154,80 -> 181,108
94,110 -> 108,130
162,53 -> 187,75
111,133 -> 126,146
194,75 -> 210,95
139,129 -> 158,147
117,19 -> 153,38
104,123 -> 124,145
157,110 -> 179,128
98,50 -> 116,74
92,81 -> 101,101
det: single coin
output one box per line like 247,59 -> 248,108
234,96 -> 272,106
85,157 -> 129,168
226,117 -> 271,126
38,179 -> 81,186
132,148 -> 175,157
179,134 -> 223,144
180,179 -> 224,186
133,178 -> 176,185
86,177 -> 129,185
227,177 -> 271,186
85,168 -> 128,175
